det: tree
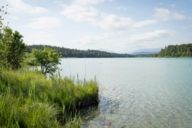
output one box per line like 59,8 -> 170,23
32,48 -> 60,75
158,44 -> 192,57
0,28 -> 26,69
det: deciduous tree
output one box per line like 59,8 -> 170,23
32,48 -> 60,75
0,28 -> 26,69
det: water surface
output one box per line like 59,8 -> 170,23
60,58 -> 192,128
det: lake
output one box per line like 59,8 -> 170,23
60,58 -> 192,128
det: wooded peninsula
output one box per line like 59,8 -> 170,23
158,44 -> 192,57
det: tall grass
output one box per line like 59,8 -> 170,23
0,70 -> 99,127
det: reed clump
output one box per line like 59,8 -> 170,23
0,70 -> 99,128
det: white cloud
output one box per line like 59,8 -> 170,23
74,0 -> 107,5
68,29 -> 175,52
28,17 -> 63,30
5,0 -> 187,52
61,0 -> 157,30
61,1 -> 187,30
116,6 -> 128,11
62,4 -> 98,23
97,14 -> 134,30
128,30 -> 175,42
154,8 -> 186,21
133,20 -> 157,28
7,0 -> 48,14
25,31 -> 55,45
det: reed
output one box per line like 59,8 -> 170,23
0,69 -> 99,127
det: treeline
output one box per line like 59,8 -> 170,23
158,44 -> 192,57
27,45 -> 133,58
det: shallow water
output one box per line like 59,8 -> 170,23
60,58 -> 192,128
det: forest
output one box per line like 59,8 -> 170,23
27,45 -> 133,58
158,44 -> 192,57
28,44 -> 192,58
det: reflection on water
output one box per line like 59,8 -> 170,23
60,58 -> 192,128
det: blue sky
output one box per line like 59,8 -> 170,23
0,0 -> 192,53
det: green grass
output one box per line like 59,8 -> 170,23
0,70 -> 99,128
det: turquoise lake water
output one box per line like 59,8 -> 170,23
60,58 -> 192,128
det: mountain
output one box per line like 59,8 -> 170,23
27,45 -> 134,58
132,48 -> 161,56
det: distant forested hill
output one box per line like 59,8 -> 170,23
158,44 -> 192,57
27,45 -> 133,58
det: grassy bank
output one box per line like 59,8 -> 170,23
0,70 -> 99,128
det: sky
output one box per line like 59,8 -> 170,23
0,0 -> 192,53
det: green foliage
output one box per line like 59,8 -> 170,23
0,70 -> 99,127
158,44 -> 192,57
0,5 -> 99,127
0,39 -> 6,67
64,117 -> 81,128
23,52 -> 37,66
0,28 -> 26,69
27,45 -> 133,58
0,95 -> 59,128
32,48 -> 60,75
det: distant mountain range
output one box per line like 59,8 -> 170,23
132,48 -> 161,55
27,45 -> 134,58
